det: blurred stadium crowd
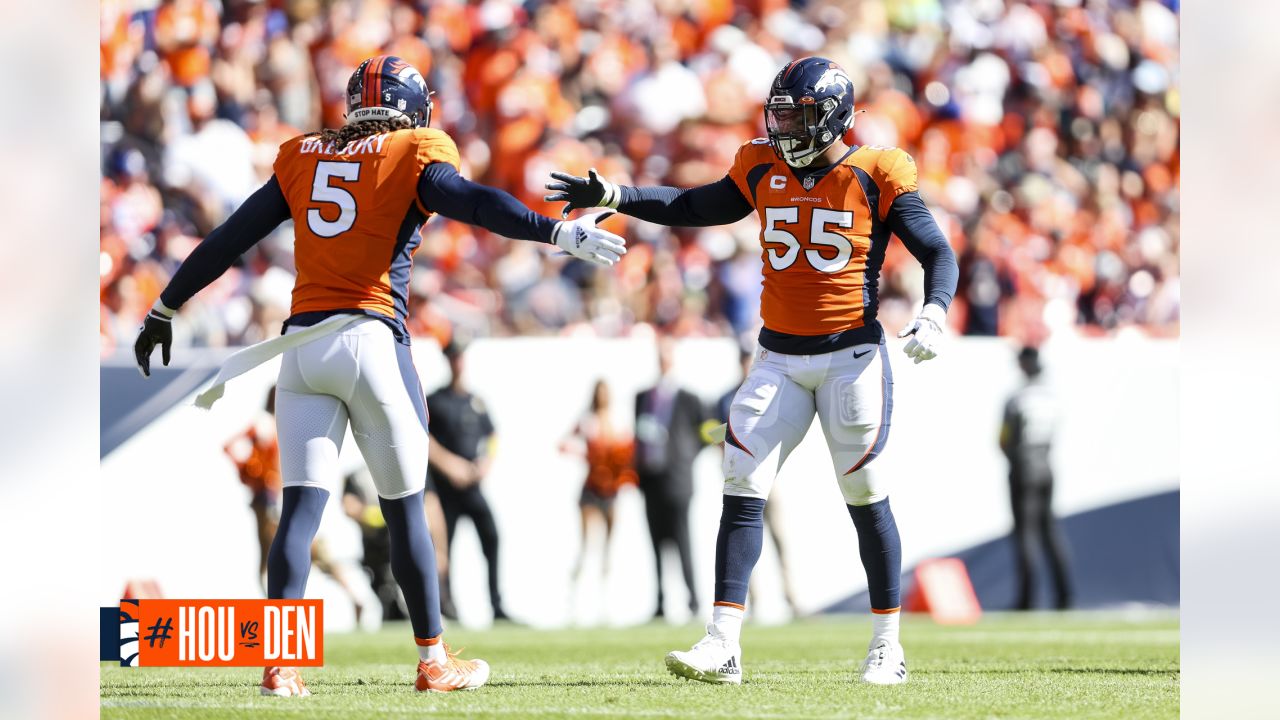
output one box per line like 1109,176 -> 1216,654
100,0 -> 1180,355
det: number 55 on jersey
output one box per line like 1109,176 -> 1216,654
728,142 -> 917,338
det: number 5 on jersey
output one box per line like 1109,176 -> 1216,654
763,207 -> 854,273
308,161 -> 361,237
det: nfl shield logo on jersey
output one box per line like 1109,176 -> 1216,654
803,176 -> 816,190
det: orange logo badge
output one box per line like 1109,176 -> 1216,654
117,599 -> 323,667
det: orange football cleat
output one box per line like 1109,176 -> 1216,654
414,645 -> 490,692
260,666 -> 311,697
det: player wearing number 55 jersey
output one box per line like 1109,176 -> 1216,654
133,56 -> 626,698
547,56 -> 957,686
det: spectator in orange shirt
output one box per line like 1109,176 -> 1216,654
224,386 -> 283,590
154,0 -> 220,89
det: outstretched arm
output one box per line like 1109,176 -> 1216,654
161,176 -> 292,310
135,176 -> 292,376
419,163 -> 625,266
886,191 -> 959,364
615,178 -> 754,227
545,169 -> 754,227
418,162 -> 558,243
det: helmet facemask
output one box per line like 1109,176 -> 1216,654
765,95 -> 848,168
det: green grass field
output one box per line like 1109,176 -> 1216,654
101,612 -> 1178,719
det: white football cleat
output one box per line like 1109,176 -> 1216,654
665,624 -> 743,685
860,639 -> 908,685
415,645 -> 490,692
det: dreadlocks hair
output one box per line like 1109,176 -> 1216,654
313,115 -> 413,147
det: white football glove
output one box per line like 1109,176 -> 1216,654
897,303 -> 947,364
552,210 -> 627,267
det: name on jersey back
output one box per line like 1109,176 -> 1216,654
298,134 -> 391,157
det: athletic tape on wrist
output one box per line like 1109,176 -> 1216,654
149,300 -> 176,320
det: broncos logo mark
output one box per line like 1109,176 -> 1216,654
119,599 -> 140,667
814,68 -> 850,97
387,59 -> 427,94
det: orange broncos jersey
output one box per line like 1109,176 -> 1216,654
272,127 -> 461,328
727,139 -> 918,337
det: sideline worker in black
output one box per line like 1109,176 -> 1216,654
1000,346 -> 1074,610
427,340 -> 508,621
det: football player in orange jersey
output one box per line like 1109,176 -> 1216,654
133,55 -> 626,697
547,57 -> 958,686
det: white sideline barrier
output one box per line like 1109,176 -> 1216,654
100,334 -> 1177,628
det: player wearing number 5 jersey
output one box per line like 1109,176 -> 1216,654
133,55 -> 626,697
547,56 -> 957,686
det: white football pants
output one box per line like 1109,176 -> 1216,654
722,342 -> 893,506
275,317 -> 429,500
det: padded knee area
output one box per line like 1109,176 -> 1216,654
838,469 -> 887,506
722,445 -> 770,499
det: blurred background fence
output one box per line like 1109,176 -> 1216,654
101,334 -> 1177,629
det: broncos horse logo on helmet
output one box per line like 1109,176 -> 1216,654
346,55 -> 433,128
765,57 -> 856,168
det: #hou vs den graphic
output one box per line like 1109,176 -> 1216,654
105,599 -> 324,667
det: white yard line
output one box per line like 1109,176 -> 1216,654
925,630 -> 1179,644
99,700 -> 859,719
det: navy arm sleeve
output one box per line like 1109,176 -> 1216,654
616,176 -> 753,227
418,163 -> 557,244
160,175 -> 291,309
886,191 -> 958,311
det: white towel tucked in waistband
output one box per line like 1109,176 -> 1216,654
194,314 -> 364,409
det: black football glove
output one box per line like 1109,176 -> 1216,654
544,168 -> 621,218
134,303 -> 175,378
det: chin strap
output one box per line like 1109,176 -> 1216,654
785,153 -> 821,168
